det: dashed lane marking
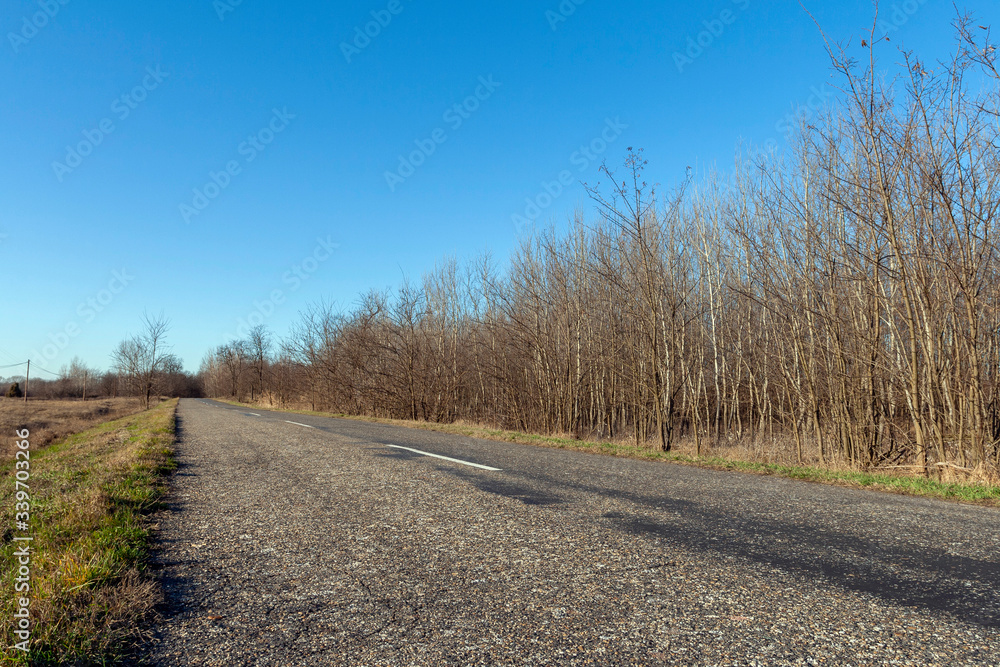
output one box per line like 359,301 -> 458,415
385,445 -> 501,472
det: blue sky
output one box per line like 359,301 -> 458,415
1,0 -> 993,375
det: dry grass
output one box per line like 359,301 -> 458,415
0,398 -> 144,463
660,431 -> 1000,487
0,399 -> 177,666
449,415 -> 1000,488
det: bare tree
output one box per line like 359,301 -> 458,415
247,325 -> 273,403
113,312 -> 173,408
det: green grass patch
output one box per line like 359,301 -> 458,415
1,399 -> 177,666
223,399 -> 1000,507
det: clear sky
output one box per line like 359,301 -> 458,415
1,0 -> 993,375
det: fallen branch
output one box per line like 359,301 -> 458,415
934,462 -> 977,473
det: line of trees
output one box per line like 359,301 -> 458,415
199,324 -> 299,404
1,358 -> 100,401
200,18 -> 1000,476
7,313 -> 201,402
2,349 -> 200,403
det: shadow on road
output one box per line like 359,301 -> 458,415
446,466 -> 565,506
454,461 -> 1000,628
142,412 -> 201,664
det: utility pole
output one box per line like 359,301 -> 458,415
82,370 -> 87,402
24,360 -> 29,404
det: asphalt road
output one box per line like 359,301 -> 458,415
143,398 -> 1000,666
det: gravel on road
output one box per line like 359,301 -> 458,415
143,399 -> 1000,666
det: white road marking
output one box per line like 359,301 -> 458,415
386,445 -> 501,471
285,420 -> 315,429
246,413 -> 261,417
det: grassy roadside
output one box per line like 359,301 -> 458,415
1,399 -> 178,666
221,399 -> 1000,507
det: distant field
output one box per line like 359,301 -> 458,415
0,398 -> 144,462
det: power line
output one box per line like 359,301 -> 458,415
0,347 -> 25,365
0,361 -> 28,369
32,365 -> 62,377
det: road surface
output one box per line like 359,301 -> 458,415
144,398 -> 1000,665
